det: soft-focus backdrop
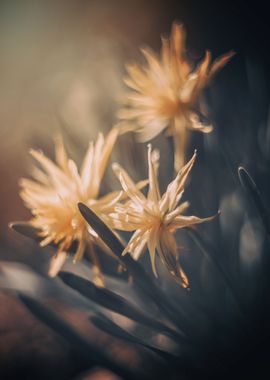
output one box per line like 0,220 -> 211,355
1,0 -> 270,262
1,0 -> 270,379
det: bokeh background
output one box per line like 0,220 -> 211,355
1,0 -> 270,261
1,0 -> 270,379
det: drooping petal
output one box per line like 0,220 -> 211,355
157,231 -> 178,275
147,227 -> 159,277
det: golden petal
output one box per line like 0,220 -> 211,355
80,141 -> 94,191
147,144 -> 160,203
171,22 -> 186,60
209,51 -> 235,78
112,163 -> 147,206
173,213 -> 217,229
30,149 -> 71,190
135,119 -> 168,142
188,112 -> 213,133
48,251 -> 68,277
161,149 -> 196,212
96,128 -> 119,187
147,227 -> 159,277
54,135 -> 69,174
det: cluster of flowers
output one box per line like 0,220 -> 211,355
18,23 -> 233,287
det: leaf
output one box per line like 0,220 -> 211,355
9,222 -> 41,241
59,271 -> 184,342
78,203 -> 196,339
90,313 -> 179,359
78,203 -> 124,257
10,222 -> 82,254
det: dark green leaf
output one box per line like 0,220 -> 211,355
59,271 -> 184,343
90,313 -> 178,360
9,222 -> 41,241
78,203 -> 196,339
78,202 -> 124,257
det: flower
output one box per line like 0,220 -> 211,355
118,22 -> 234,170
111,145 -> 215,287
20,129 -> 121,277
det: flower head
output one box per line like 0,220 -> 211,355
111,145 -> 215,287
20,128 -> 120,276
118,22 -> 234,170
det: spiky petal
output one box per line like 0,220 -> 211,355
111,146 -> 216,287
118,22 -> 234,170
19,129 -> 119,277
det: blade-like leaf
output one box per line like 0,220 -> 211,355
59,271 -> 184,342
78,203 -> 124,257
78,203 -> 197,339
9,222 -> 41,241
90,313 -> 178,360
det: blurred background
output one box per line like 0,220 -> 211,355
1,0 -> 270,378
1,0 -> 270,261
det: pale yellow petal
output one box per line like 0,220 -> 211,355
160,150 -> 196,212
48,251 -> 68,277
147,144 -> 160,203
54,135 -> 69,174
112,163 -> 147,206
147,227 -> 159,277
81,141 -> 94,191
73,238 -> 86,263
188,113 -> 213,133
99,127 -> 119,181
135,119 -> 168,142
171,22 -> 186,60
30,149 -> 71,190
172,213 -> 216,229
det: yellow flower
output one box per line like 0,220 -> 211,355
20,128 -> 120,277
118,22 -> 234,170
111,145 -> 215,287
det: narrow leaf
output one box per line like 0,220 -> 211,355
78,202 -> 124,256
90,313 -> 178,359
9,222 -> 41,241
59,271 -> 184,342
78,203 -> 195,339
